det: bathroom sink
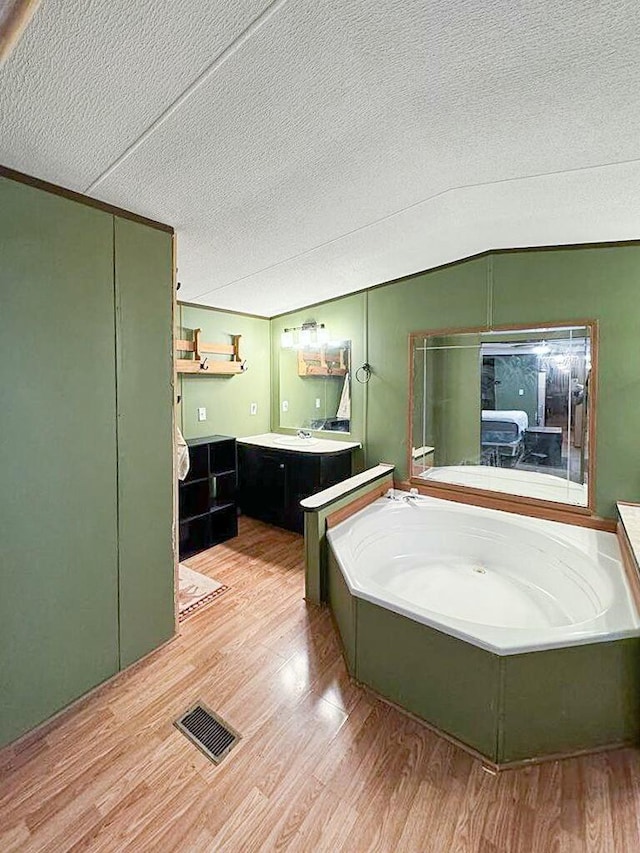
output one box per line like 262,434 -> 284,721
272,435 -> 319,447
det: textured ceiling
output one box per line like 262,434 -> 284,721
2,0 -> 640,317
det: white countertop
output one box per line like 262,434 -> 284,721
618,502 -> 640,566
300,463 -> 395,510
237,432 -> 361,454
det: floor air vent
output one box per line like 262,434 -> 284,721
174,703 -> 241,764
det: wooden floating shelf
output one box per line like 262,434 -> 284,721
176,330 -> 245,375
298,345 -> 348,377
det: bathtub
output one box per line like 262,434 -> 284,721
325,492 -> 640,763
327,492 -> 638,655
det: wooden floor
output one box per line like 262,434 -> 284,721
2,518 -> 640,852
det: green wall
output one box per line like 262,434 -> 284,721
115,218 -> 175,668
0,175 -> 174,748
177,304 -> 271,439
491,247 -> 640,518
365,257 -> 489,475
272,248 -> 640,518
432,334 -> 481,466
494,354 -> 538,424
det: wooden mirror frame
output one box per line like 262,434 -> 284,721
407,320 -> 600,526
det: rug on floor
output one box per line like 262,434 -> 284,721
178,563 -> 228,621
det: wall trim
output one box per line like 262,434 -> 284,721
407,319 -> 599,521
268,239 -> 640,320
178,299 -> 269,321
0,165 -> 174,234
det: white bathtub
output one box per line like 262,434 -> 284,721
418,464 -> 588,505
327,492 -> 639,655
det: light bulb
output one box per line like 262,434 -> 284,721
299,327 -> 312,346
281,330 -> 294,348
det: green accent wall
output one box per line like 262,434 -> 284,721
365,258 -> 488,476
491,247 -> 640,518
0,176 -> 174,749
177,304 -> 271,439
432,334 -> 481,466
0,178 -> 119,747
115,218 -> 175,667
273,247 -> 640,517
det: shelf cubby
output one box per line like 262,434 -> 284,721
179,435 -> 238,559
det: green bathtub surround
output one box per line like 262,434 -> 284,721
499,640 -> 640,762
177,303 -> 271,440
327,550 -> 640,764
273,245 -> 640,518
0,174 -> 174,748
302,464 -> 395,603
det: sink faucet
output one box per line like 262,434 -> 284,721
402,488 -> 421,503
297,429 -> 312,440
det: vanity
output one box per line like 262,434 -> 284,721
237,433 -> 361,533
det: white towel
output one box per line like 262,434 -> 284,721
176,425 -> 190,480
336,374 -> 351,420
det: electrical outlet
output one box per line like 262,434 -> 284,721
198,407 -> 207,422
518,389 -> 524,396
315,398 -> 321,409
282,400 -> 289,412
250,402 -> 258,415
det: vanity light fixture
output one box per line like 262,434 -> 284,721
280,329 -> 294,348
280,321 -> 328,349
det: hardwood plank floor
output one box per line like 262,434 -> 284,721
2,517 -> 640,852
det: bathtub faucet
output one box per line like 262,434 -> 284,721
402,488 -> 421,503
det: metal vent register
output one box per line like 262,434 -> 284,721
174,703 -> 241,764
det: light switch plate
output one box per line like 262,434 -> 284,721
250,402 -> 257,415
282,400 -> 289,412
198,407 -> 207,422
315,398 -> 321,409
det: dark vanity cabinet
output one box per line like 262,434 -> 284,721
237,443 -> 353,533
179,435 -> 238,559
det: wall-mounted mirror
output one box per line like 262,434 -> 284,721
410,324 -> 595,508
279,340 -> 351,433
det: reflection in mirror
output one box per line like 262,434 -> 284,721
410,325 -> 592,506
279,340 -> 351,433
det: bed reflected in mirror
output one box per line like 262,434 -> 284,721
410,324 -> 594,507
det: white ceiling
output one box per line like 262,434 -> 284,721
2,0 -> 640,317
